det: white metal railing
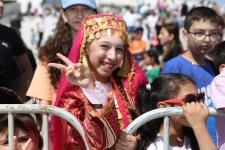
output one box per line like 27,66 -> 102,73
125,107 -> 225,150
1,105 -> 224,150
0,104 -> 90,150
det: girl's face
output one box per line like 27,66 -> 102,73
159,27 -> 173,45
87,32 -> 125,82
0,128 -> 38,150
62,5 -> 96,34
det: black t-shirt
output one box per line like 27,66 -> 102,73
0,24 -> 26,89
0,43 -> 13,87
0,24 -> 25,55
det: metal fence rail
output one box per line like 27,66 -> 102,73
125,107 -> 225,150
0,104 -> 90,150
1,105 -> 224,150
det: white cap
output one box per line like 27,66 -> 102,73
61,0 -> 97,9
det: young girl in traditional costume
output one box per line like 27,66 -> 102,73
48,14 -> 147,150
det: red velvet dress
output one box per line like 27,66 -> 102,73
58,77 -> 134,149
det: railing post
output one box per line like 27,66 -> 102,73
8,113 -> 14,150
43,113 -> 49,150
163,116 -> 169,150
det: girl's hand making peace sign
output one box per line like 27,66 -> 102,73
48,53 -> 94,89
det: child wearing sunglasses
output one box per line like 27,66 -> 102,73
137,73 -> 217,150
208,41 -> 225,150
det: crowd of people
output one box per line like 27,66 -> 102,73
0,0 -> 225,149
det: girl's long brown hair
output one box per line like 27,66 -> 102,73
38,16 -> 73,89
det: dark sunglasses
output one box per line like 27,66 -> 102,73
163,92 -> 205,104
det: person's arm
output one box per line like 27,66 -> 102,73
182,102 -> 217,150
14,53 -> 33,101
193,123 -> 217,150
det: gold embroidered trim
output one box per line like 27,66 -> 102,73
111,78 -> 133,123
127,58 -> 136,109
79,88 -> 115,118
82,16 -> 128,42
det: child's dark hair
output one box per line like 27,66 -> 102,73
214,41 -> 225,74
146,50 -> 160,65
137,73 -> 199,150
135,27 -> 144,33
184,6 -> 225,31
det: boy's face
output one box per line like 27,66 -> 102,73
134,30 -> 143,40
183,19 -> 222,56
